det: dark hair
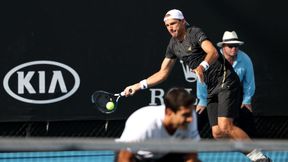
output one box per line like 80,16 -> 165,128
164,87 -> 196,112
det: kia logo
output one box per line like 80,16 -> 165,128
3,60 -> 80,104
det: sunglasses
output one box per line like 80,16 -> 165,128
226,44 -> 239,48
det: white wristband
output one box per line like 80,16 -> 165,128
200,61 -> 209,71
139,79 -> 148,89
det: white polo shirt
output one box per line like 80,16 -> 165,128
117,105 -> 200,159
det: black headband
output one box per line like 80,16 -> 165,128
223,38 -> 239,42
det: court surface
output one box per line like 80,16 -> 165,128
0,150 -> 287,162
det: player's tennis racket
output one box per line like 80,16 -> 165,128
91,90 -> 125,114
91,89 -> 131,131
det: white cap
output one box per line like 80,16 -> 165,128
163,9 -> 185,22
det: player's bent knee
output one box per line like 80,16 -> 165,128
218,119 -> 235,135
212,131 -> 224,139
212,126 -> 225,139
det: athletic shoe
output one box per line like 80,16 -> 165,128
253,157 -> 272,162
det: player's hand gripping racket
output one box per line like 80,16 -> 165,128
91,90 -> 125,114
193,67 -> 204,84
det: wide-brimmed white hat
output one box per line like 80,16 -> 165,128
217,31 -> 244,47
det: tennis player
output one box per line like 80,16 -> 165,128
116,87 -> 201,162
123,9 -> 271,162
196,31 -> 257,137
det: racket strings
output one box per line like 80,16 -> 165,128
91,91 -> 119,114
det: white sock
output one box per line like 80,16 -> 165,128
246,149 -> 267,161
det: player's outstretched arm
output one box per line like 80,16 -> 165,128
123,58 -> 176,96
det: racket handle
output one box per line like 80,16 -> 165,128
120,91 -> 125,96
120,89 -> 132,96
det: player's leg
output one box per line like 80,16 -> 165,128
206,96 -> 226,139
156,153 -> 200,162
217,117 -> 250,139
217,84 -> 250,140
235,107 -> 258,138
116,150 -> 137,162
218,85 -> 271,161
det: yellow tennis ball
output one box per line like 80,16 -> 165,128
106,101 -> 115,111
